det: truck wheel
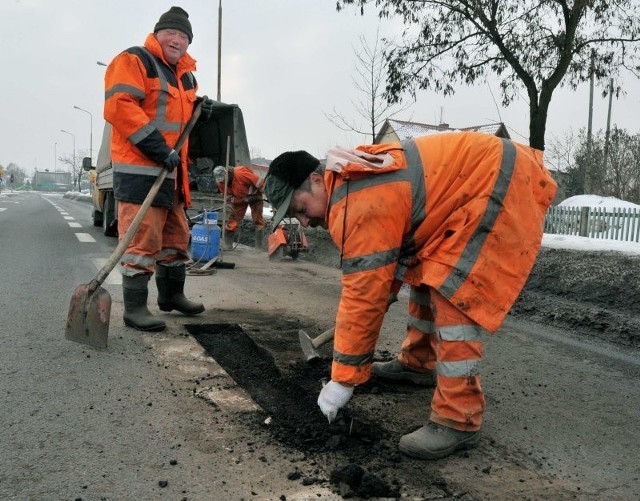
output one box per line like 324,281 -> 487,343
92,208 -> 104,227
103,193 -> 118,237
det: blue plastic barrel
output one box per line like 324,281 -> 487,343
190,212 -> 220,261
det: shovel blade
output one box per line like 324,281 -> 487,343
65,283 -> 111,349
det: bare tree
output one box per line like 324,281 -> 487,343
325,27 -> 413,142
58,150 -> 86,190
336,0 -> 640,151
603,127 -> 640,203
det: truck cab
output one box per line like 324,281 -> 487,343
85,100 -> 252,237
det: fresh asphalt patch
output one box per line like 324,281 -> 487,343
186,323 -> 406,498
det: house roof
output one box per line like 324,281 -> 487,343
375,119 -> 510,143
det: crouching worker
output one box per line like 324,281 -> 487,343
213,165 -> 266,250
104,6 -> 213,331
264,132 -> 557,459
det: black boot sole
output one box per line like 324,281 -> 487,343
123,318 -> 166,332
158,302 -> 205,315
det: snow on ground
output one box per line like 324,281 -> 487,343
558,194 -> 640,210
549,194 -> 640,255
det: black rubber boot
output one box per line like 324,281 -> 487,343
122,274 -> 166,332
254,228 -> 264,250
223,231 -> 235,250
156,264 -> 205,315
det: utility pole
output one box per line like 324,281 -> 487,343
61,129 -> 76,189
217,0 -> 222,101
585,49 -> 595,193
73,105 -> 93,166
603,79 -> 614,173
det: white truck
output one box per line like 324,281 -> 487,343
85,101 -> 252,237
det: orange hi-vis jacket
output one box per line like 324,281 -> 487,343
327,132 -> 557,385
104,33 -> 198,209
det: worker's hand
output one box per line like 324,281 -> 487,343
201,97 -> 215,120
317,380 -> 354,423
162,149 -> 181,171
246,194 -> 259,204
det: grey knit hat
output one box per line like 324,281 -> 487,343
154,6 -> 193,43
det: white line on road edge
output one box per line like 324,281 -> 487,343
63,216 -> 75,220
75,233 -> 96,243
68,222 -> 82,228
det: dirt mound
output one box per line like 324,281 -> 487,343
512,248 -> 640,347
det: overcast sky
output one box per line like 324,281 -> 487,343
2,0 -> 640,177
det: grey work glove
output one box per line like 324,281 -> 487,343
162,149 -> 181,171
317,380 -> 354,423
201,98 -> 215,120
245,194 -> 260,204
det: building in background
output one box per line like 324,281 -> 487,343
32,170 -> 72,192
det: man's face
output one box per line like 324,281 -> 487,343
156,29 -> 190,64
288,172 -> 328,229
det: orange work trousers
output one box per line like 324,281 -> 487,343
398,286 -> 485,431
225,199 -> 265,233
117,192 -> 190,276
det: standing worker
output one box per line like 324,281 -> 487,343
213,165 -> 265,250
264,132 -> 557,459
104,6 -> 215,332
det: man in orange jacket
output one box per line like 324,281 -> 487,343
104,6 -> 214,332
213,165 -> 265,249
264,132 -> 557,459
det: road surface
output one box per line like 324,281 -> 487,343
0,190 -> 638,500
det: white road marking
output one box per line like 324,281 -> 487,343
92,258 -> 122,284
63,216 -> 75,220
0,208 -> 6,212
68,222 -> 82,228
60,211 -> 69,215
75,233 -> 96,243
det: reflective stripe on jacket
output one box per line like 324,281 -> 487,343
104,33 -> 197,208
327,132 -> 557,384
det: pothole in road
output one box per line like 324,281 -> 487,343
186,322 -> 403,498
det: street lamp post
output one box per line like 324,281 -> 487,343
54,142 -> 57,172
60,129 -> 76,189
73,105 -> 93,165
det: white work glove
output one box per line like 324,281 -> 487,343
317,380 -> 354,423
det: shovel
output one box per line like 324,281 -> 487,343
298,327 -> 335,362
65,101 -> 204,348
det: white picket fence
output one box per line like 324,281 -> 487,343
544,205 -> 640,242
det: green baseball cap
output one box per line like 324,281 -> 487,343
264,151 -> 320,230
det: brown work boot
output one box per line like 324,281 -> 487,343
399,422 -> 479,460
371,359 -> 435,386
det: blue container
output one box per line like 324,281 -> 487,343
191,212 -> 220,261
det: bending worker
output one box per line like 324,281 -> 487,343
104,6 -> 214,331
264,132 -> 557,460
213,165 -> 266,250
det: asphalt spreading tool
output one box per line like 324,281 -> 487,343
297,295 -> 399,362
298,326 -> 335,362
65,101 -> 203,349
